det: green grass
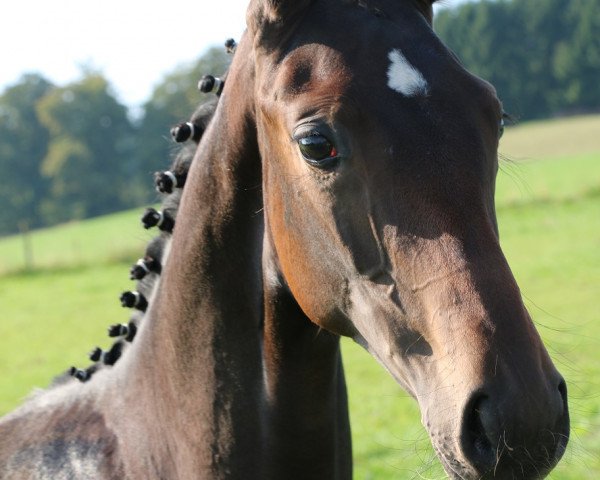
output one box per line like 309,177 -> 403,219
0,264 -> 132,414
0,208 -> 153,275
499,114 -> 600,162
0,115 -> 599,478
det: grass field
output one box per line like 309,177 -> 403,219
1,115 -> 599,478
0,207 -> 156,275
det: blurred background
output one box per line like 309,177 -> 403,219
1,0 -> 598,478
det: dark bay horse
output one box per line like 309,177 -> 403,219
0,0 -> 569,478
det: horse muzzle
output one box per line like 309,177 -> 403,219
423,369 -> 570,479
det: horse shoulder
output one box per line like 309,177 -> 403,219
0,384 -> 125,480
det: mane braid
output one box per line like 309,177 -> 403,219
61,50 -> 232,384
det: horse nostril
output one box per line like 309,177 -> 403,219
461,393 -> 496,472
458,380 -> 570,476
557,378 -> 568,413
554,377 -> 570,462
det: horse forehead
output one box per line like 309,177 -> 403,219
275,44 -> 351,97
271,3 -> 440,95
273,44 -> 436,108
267,5 -> 498,139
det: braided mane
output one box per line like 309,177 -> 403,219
64,44 -> 233,385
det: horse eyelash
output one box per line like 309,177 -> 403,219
502,111 -> 517,125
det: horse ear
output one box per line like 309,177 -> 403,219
247,0 -> 313,40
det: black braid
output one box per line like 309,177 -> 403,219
102,341 -> 124,366
59,61 -> 230,384
154,170 -> 188,194
107,321 -> 137,342
108,323 -> 128,337
120,291 -> 149,312
141,208 -> 175,233
89,347 -> 103,362
130,255 -> 162,280
125,321 -> 138,342
170,122 -> 204,143
69,364 -> 98,383
198,75 -> 225,95
225,38 -> 237,54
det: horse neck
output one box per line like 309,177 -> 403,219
113,39 -> 265,478
261,232 -> 352,479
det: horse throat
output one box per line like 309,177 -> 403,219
260,215 -> 353,479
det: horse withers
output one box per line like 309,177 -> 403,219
0,1 -> 568,479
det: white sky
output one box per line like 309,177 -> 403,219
1,0 -> 467,109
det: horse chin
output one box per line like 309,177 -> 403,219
437,456 -> 480,480
428,415 -> 569,480
433,440 -> 554,480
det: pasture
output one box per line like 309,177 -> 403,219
0,115 -> 598,478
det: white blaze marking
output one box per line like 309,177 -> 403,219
387,49 -> 428,96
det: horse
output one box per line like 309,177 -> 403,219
0,0 -> 569,478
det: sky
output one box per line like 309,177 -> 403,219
1,0 -> 467,110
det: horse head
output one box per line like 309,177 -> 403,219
246,0 -> 569,477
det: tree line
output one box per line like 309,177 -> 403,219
434,0 -> 600,119
0,48 -> 229,235
1,0 -> 598,235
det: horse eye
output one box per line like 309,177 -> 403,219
499,111 -> 513,139
298,133 -> 338,167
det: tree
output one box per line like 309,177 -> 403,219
36,71 -> 139,224
552,0 -> 600,114
434,0 -> 600,120
0,74 -> 53,235
0,46 -> 231,236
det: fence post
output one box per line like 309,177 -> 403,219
18,221 -> 34,271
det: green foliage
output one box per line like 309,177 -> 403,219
36,72 -> 140,223
0,47 -> 230,236
434,0 -> 600,119
0,74 -> 53,234
0,71 -> 142,234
